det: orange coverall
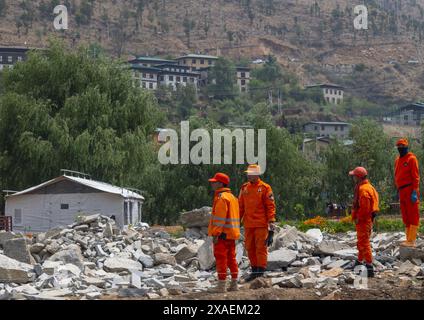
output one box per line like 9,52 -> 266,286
352,179 -> 379,264
395,152 -> 420,226
208,188 -> 241,280
239,179 -> 276,269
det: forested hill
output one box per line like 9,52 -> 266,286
1,0 -> 424,102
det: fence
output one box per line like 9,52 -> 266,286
0,216 -> 12,231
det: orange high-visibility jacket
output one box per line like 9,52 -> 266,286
395,152 -> 420,190
208,188 -> 241,240
352,180 -> 380,222
238,179 -> 276,228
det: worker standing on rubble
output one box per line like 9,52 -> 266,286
349,167 -> 379,278
394,139 -> 420,248
239,164 -> 276,282
207,172 -> 241,293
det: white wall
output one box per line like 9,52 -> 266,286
6,193 -> 126,232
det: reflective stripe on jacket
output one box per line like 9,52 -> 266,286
208,188 -> 241,240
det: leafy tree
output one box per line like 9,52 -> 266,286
207,57 -> 237,100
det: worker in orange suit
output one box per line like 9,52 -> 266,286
238,164 -> 276,282
394,138 -> 420,247
349,166 -> 379,278
207,172 -> 241,293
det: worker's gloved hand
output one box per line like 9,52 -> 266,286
265,230 -> 274,247
212,236 -> 219,245
219,233 -> 227,240
411,190 -> 418,203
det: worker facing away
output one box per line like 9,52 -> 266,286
239,164 -> 276,282
394,138 -> 420,248
349,167 -> 379,278
207,172 -> 241,293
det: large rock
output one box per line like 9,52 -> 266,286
305,229 -> 323,243
270,226 -> 299,251
45,227 -> 64,240
399,246 -> 424,261
134,250 -> 154,268
314,240 -> 351,256
154,253 -> 177,266
174,245 -> 197,264
197,237 -> 215,270
3,238 -> 34,265
333,249 -> 358,261
0,231 -> 21,249
398,260 -> 422,277
47,244 -> 84,270
267,248 -> 298,270
75,214 -> 100,225
180,207 -> 211,228
103,257 -> 143,273
0,254 -> 35,283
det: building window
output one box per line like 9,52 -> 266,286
208,60 -> 212,65
183,59 -> 186,64
14,209 -> 22,225
321,125 -> 325,130
8,56 -> 12,63
241,79 -> 246,85
190,77 -> 195,82
241,72 -> 245,78
142,73 -> 146,78
142,82 -> 146,88
176,76 -> 181,82
183,77 -> 187,82
149,82 -> 153,89
159,75 -> 164,81
150,74 -> 154,79
200,59 -> 205,64
404,115 -> 409,121
61,204 -> 69,210
192,59 -> 196,64
137,201 -> 142,222
325,89 -> 329,94
169,75 -> 174,81
314,126 -> 318,131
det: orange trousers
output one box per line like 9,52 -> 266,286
399,186 -> 420,227
356,221 -> 373,264
244,227 -> 269,269
213,238 -> 238,280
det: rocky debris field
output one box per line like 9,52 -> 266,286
0,207 -> 423,300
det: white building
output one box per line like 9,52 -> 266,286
236,67 -> 251,93
5,172 -> 144,232
303,121 -> 351,139
305,83 -> 345,105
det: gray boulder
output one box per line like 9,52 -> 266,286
0,231 -> 21,249
154,253 -> 177,266
103,257 -> 143,272
3,238 -> 34,265
314,240 -> 351,256
0,254 -> 35,284
47,244 -> 84,270
399,246 -> 424,261
174,245 -> 197,264
267,248 -> 298,270
180,207 -> 211,228
197,237 -> 215,270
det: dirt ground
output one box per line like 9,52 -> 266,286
102,276 -> 424,300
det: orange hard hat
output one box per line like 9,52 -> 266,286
349,167 -> 368,178
209,172 -> 230,185
245,164 -> 262,175
396,138 -> 409,147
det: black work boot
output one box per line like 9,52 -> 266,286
366,264 -> 375,278
256,267 -> 266,278
244,267 -> 258,282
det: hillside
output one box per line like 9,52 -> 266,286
1,0 -> 424,104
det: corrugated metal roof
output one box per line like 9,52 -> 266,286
176,54 -> 218,60
305,121 -> 351,126
8,175 -> 144,200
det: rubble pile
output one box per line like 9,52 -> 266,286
0,211 -> 423,300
